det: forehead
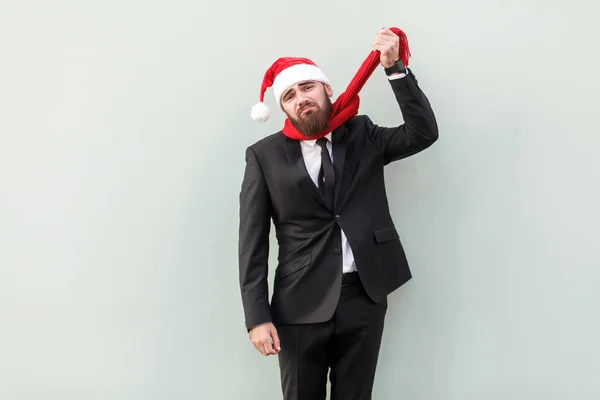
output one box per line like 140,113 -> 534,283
282,80 -> 318,97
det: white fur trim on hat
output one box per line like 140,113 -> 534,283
272,64 -> 330,107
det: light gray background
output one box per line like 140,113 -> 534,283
1,1 -> 599,399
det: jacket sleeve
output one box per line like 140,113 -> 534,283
366,69 -> 439,164
238,146 -> 272,331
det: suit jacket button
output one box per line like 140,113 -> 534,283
334,248 -> 341,255
335,215 -> 340,220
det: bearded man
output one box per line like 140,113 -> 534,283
238,27 -> 439,400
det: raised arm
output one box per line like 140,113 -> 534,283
368,28 -> 439,163
366,69 -> 439,164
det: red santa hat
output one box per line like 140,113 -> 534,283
250,57 -> 331,122
250,27 -> 411,140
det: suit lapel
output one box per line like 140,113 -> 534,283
332,125 -> 347,208
284,135 -> 329,209
333,124 -> 359,210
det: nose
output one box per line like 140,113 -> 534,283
296,90 -> 310,104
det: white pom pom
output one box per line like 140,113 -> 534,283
251,102 -> 270,122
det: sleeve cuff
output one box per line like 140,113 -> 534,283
387,71 -> 407,80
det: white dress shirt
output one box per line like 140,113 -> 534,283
297,66 -> 407,273
300,132 -> 358,273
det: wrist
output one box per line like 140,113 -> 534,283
384,59 -> 406,76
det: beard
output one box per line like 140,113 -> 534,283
288,97 -> 333,138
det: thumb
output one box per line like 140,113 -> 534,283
271,326 -> 281,351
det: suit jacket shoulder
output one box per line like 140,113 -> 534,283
343,115 -> 369,136
247,131 -> 285,155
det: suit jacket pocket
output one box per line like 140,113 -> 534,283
373,226 -> 399,243
277,252 -> 312,278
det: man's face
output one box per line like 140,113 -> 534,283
280,81 -> 333,138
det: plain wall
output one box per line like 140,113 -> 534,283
1,1 -> 599,399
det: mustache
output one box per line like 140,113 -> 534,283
298,102 -> 318,115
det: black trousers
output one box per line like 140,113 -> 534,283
275,272 -> 388,400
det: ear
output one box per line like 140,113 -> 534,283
324,83 -> 333,97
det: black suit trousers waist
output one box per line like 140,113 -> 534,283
275,273 -> 388,400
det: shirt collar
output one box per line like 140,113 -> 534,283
302,132 -> 332,147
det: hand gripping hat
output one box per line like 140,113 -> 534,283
250,27 -> 411,140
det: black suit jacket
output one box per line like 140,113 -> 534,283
238,69 -> 438,331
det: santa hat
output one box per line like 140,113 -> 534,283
250,27 -> 411,140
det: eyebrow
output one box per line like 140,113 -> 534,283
282,81 -> 315,100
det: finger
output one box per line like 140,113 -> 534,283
373,39 -> 386,49
263,339 -> 275,355
373,41 -> 383,51
374,36 -> 392,46
258,339 -> 269,355
380,33 -> 397,44
373,44 -> 391,53
258,342 -> 268,356
253,337 -> 265,354
375,40 -> 396,51
253,342 -> 262,354
272,330 -> 281,352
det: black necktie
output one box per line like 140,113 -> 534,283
316,137 -> 335,209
